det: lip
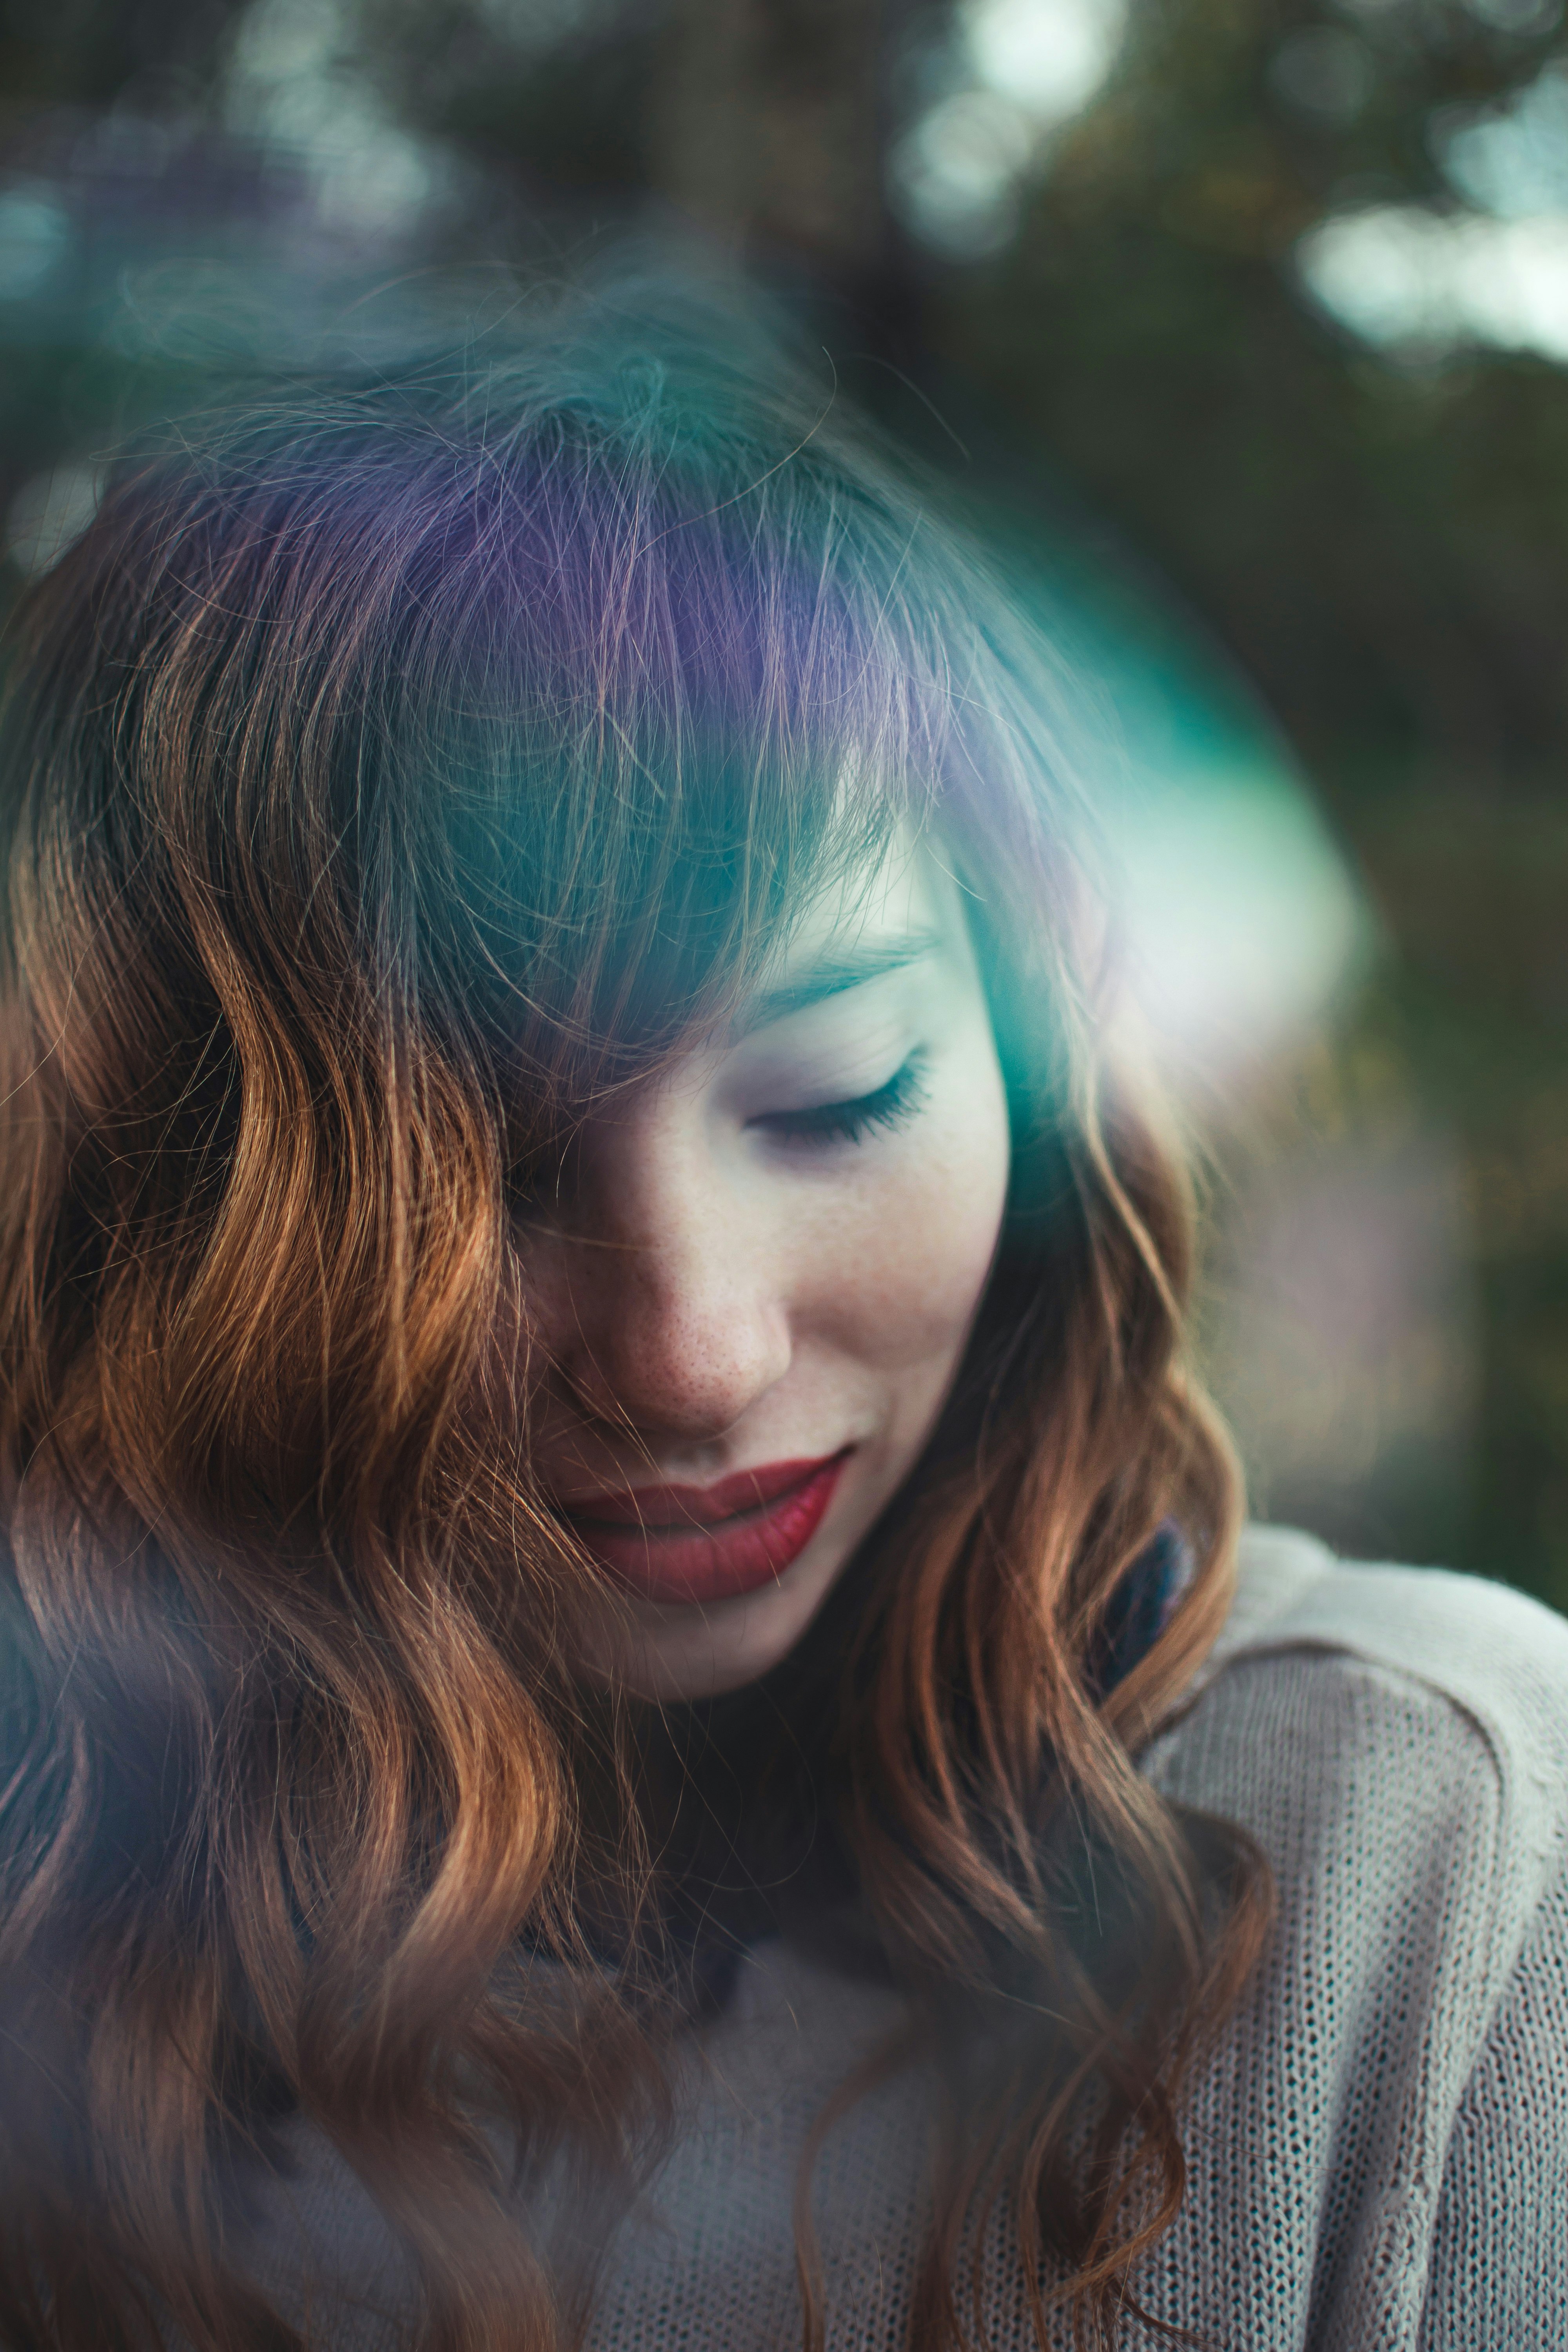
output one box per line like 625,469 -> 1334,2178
556,1450 -> 852,1606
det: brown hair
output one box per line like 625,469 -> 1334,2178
0,276 -> 1268,2352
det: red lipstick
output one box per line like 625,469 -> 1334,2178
557,1451 -> 850,1606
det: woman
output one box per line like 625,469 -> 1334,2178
0,278 -> 1562,2352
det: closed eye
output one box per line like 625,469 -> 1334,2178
749,1053 -> 930,1149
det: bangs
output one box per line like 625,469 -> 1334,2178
370,363 -> 964,1116
44,286 -> 1069,1172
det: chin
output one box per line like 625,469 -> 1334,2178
601,1535 -> 853,1701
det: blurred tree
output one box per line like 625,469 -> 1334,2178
941,0 -> 1568,788
0,0 -> 244,107
648,0 -> 886,279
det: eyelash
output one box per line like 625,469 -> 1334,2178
752,1053 -> 930,1149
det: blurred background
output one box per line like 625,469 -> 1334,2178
2,0 -> 1565,1604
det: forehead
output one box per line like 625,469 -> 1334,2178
729,832 -> 958,1036
783,829 -> 943,953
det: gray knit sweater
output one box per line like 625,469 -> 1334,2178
241,1528 -> 1568,2348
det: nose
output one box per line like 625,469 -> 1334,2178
540,1103 -> 792,1445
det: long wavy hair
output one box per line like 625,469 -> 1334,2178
0,277 -> 1268,2352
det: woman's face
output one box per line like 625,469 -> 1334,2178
520,835 -> 1012,1699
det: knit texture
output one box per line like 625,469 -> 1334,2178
237,1528 -> 1568,2348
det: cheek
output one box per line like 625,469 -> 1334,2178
797,1060 -> 1012,1371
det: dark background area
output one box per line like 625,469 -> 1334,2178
4,0 -> 1567,1604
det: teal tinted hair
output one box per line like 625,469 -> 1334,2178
36,277 -> 1096,1118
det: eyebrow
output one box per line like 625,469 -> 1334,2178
737,927 -> 944,1034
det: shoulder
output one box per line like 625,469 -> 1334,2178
1147,1522 -> 1568,2012
1138,1534 -> 1568,2341
1189,1523 -> 1568,1799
